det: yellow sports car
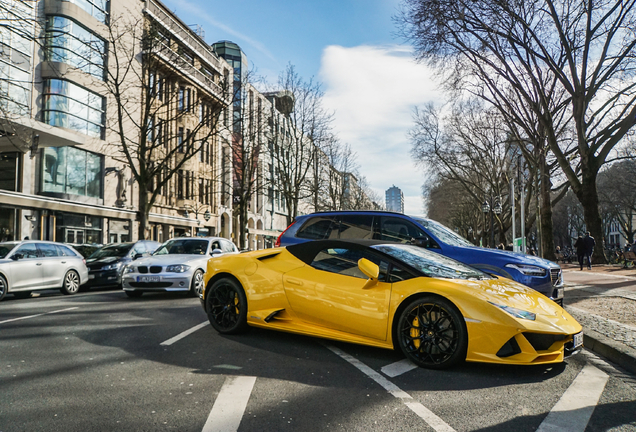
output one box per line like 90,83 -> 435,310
201,239 -> 583,369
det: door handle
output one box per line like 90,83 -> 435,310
61,261 -> 66,264
285,278 -> 303,286
36,263 -> 42,266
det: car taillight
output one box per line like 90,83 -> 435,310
275,221 -> 296,247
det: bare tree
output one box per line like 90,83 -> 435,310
598,161 -> 636,244
398,0 -> 636,263
270,64 -> 333,226
103,15 -> 227,239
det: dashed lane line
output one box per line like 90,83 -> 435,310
160,321 -> 209,346
381,358 -> 419,377
536,364 -> 609,432
325,344 -> 456,432
0,307 -> 79,324
202,376 -> 256,432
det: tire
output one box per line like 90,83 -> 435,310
60,270 -> 80,295
395,296 -> 467,369
205,277 -> 248,334
0,275 -> 7,302
125,290 -> 143,298
13,291 -> 31,299
190,270 -> 204,297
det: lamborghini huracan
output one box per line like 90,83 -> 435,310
200,239 -> 583,369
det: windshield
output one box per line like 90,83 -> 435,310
153,239 -> 209,255
411,217 -> 474,247
0,243 -> 17,259
371,243 -> 492,280
88,244 -> 133,259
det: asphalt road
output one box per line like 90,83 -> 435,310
1,289 -> 635,432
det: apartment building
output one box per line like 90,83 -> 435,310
0,0 -> 232,244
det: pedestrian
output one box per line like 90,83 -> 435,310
583,231 -> 595,270
574,235 -> 585,270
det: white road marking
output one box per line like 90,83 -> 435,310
325,344 -> 456,432
202,376 -> 256,432
381,358 -> 419,377
160,321 -> 209,346
536,364 -> 609,432
0,307 -> 79,324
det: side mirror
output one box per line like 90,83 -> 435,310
10,253 -> 23,261
211,248 -> 223,256
358,258 -> 379,289
411,236 -> 432,248
133,253 -> 143,260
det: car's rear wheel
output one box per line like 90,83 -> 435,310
190,270 -> 204,297
60,270 -> 80,295
206,277 -> 248,334
0,275 -> 7,301
396,296 -> 467,369
125,290 -> 143,298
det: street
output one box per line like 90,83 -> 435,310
1,289 -> 635,432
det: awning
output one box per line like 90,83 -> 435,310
0,116 -> 87,153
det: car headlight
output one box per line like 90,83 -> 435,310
166,264 -> 190,273
504,263 -> 547,277
123,265 -> 135,274
102,262 -> 123,271
489,302 -> 536,320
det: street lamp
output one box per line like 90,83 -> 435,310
482,195 -> 502,248
183,203 -> 210,226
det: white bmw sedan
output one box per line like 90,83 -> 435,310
0,240 -> 88,301
122,237 -> 238,298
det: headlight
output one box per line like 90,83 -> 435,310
102,262 -> 123,271
489,302 -> 536,320
504,263 -> 547,277
166,264 -> 190,273
123,265 -> 135,274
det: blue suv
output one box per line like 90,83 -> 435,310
276,211 -> 563,304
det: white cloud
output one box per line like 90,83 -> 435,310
319,45 -> 442,215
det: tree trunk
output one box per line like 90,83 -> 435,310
575,174 -> 607,264
138,191 -> 149,240
539,152 -> 555,261
238,204 -> 247,251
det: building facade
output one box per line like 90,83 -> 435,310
385,185 -> 404,213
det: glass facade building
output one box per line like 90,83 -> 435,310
41,146 -> 103,199
61,0 -> 109,24
211,41 -> 248,134
43,79 -> 105,138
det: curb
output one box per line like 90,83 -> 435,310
581,328 -> 636,375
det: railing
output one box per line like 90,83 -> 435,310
145,0 -> 223,72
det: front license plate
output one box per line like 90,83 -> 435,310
556,288 -> 564,298
138,275 -> 160,283
573,331 -> 583,348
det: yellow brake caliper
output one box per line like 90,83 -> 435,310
411,316 -> 421,349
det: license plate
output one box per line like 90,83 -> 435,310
138,276 -> 160,283
573,331 -> 583,349
88,274 -> 95,279
556,288 -> 564,299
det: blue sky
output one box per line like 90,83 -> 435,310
161,0 -> 440,214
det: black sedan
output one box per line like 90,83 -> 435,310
84,241 -> 160,289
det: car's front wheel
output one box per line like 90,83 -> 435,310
206,277 -> 248,334
60,270 -> 80,295
190,270 -> 204,297
396,296 -> 467,369
0,275 -> 7,301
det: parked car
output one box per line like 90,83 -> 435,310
122,237 -> 238,298
84,241 -> 160,289
276,211 -> 564,304
0,240 -> 88,301
66,243 -> 102,258
201,239 -> 582,369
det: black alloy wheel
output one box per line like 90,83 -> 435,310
0,275 -> 7,301
60,270 -> 80,295
206,278 -> 248,334
396,296 -> 467,369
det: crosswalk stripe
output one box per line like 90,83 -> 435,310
381,358 -> 418,377
536,364 -> 609,432
160,321 -> 209,346
0,307 -> 79,324
202,376 -> 256,432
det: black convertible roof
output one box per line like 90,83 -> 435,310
286,239 -> 392,265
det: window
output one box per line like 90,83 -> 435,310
220,240 -> 236,253
198,178 -> 204,202
42,146 -> 103,198
186,88 -> 191,112
43,79 -> 105,138
178,87 -> 185,111
45,16 -> 106,80
177,170 -> 184,199
13,243 -> 39,259
61,0 -> 109,23
37,243 -> 59,257
177,127 -> 184,152
309,247 -> 388,281
379,217 -> 427,244
297,217 -> 338,240
339,215 -> 373,240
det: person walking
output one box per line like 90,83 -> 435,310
583,231 -> 596,270
574,235 -> 586,270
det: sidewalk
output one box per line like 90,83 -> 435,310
560,263 -> 636,374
